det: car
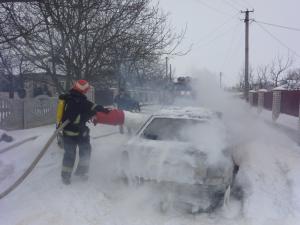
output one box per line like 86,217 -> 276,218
119,106 -> 237,213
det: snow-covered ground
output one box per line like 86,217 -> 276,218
1,98 -> 300,225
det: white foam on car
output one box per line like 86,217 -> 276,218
123,111 -> 149,131
157,106 -> 218,119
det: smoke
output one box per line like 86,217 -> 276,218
180,119 -> 228,166
189,68 -> 225,109
89,68 -> 300,222
187,68 -> 297,161
187,68 -> 300,223
187,68 -> 260,145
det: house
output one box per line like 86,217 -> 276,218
0,72 -> 68,98
22,73 -> 67,97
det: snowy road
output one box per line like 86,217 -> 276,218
1,103 -> 300,225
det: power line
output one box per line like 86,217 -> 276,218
244,0 -> 255,8
194,21 -> 242,48
194,13 -> 239,45
229,0 -> 248,9
229,0 -> 255,11
219,21 -> 243,72
240,0 -> 255,9
196,0 -> 234,17
255,20 -> 300,32
222,0 -> 240,12
254,21 -> 300,58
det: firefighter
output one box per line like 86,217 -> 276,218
57,80 -> 110,185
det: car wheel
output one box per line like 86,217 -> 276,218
205,191 -> 226,213
231,183 -> 243,200
231,163 -> 243,200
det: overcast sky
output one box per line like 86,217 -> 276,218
156,0 -> 300,87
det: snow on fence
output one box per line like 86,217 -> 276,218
249,89 -> 300,120
0,96 -> 57,130
249,89 -> 300,144
249,89 -> 300,143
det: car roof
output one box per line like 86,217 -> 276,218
152,106 -> 221,120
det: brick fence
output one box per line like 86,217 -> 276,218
249,88 -> 300,120
249,88 -> 300,144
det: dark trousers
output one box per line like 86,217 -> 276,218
61,134 -> 91,179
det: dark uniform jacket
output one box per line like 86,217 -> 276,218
60,89 -> 106,136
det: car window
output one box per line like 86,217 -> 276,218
142,118 -> 204,142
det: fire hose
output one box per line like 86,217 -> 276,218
0,120 -> 69,200
0,109 -> 137,199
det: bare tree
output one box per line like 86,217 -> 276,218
255,64 -> 269,89
0,3 -> 42,45
283,68 -> 300,90
1,0 -> 185,93
0,44 -> 34,97
239,66 -> 254,91
270,54 -> 293,87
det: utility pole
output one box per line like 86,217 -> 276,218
169,64 -> 172,81
165,56 -> 168,78
219,72 -> 222,88
241,9 -> 254,101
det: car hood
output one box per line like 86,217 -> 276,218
124,138 -> 233,185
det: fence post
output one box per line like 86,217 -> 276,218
298,102 -> 300,145
257,89 -> 267,113
21,100 -> 25,129
249,90 -> 255,106
272,87 -> 284,121
23,98 -> 29,129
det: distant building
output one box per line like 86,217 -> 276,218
0,72 -> 67,98
23,73 -> 67,97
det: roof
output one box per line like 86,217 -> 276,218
153,106 -> 221,120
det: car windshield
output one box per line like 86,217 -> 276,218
142,118 -> 204,142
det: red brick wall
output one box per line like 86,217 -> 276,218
253,93 -> 258,106
280,91 -> 300,117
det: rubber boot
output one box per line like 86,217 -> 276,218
61,172 -> 71,185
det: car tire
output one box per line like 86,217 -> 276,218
231,164 -> 243,200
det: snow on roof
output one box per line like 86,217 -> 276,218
258,89 -> 268,92
273,86 -> 287,91
153,106 -> 220,119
